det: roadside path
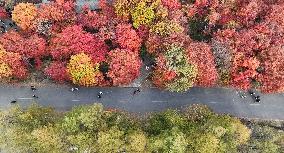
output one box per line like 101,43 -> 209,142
0,85 -> 284,120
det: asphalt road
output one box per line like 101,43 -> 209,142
0,85 -> 284,120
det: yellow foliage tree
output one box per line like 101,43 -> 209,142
150,20 -> 183,36
0,46 -> 12,80
67,53 -> 101,87
0,63 -> 12,79
131,1 -> 157,28
12,3 -> 38,30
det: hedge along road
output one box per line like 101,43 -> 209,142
0,85 -> 284,120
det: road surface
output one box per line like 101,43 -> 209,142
0,85 -> 284,120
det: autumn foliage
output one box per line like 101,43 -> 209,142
12,3 -> 38,30
186,42 -> 218,87
67,53 -> 103,87
107,49 -> 142,86
115,23 -> 142,53
44,61 -> 69,83
49,25 -> 108,63
0,0 -> 284,93
0,46 -> 28,80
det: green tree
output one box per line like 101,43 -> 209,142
0,104 -> 59,153
145,109 -> 186,135
148,127 -> 187,153
187,133 -> 219,153
31,126 -> 66,153
96,127 -> 125,153
60,103 -> 106,134
125,131 -> 147,153
238,125 -> 283,153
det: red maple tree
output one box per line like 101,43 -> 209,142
49,25 -> 108,63
44,61 -> 70,83
107,49 -> 142,86
186,42 -> 218,87
115,23 -> 142,54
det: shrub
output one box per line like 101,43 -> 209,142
211,40 -> 233,85
239,125 -> 284,153
12,3 -> 38,30
107,49 -> 141,86
183,104 -> 214,122
67,53 -> 102,87
34,19 -> 52,36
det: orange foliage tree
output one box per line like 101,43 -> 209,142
0,45 -> 28,80
0,31 -> 47,68
12,3 -> 38,30
37,0 -> 76,32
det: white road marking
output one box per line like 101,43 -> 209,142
152,100 -> 166,103
71,99 -> 80,101
118,100 -> 128,103
250,103 -> 260,106
209,101 -> 218,104
17,98 -> 33,100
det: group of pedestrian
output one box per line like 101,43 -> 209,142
11,85 -> 38,104
249,90 -> 261,103
96,88 -> 141,99
11,85 -> 143,104
240,90 -> 261,103
71,87 -> 79,92
97,91 -> 103,98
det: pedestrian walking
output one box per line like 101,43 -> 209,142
71,87 -> 79,92
32,95 -> 39,98
133,88 -> 141,95
97,91 -> 103,98
240,94 -> 246,98
255,96 -> 260,103
145,66 -> 150,70
249,90 -> 255,96
10,100 -> 17,104
31,85 -> 36,91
